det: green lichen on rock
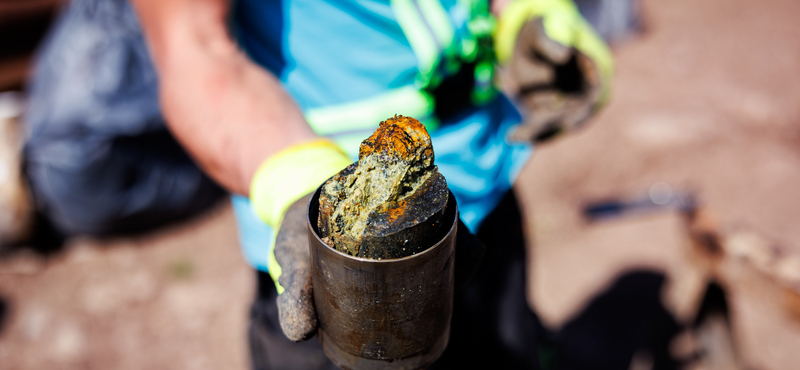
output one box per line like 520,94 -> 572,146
318,115 -> 448,259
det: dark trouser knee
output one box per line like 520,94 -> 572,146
25,131 -> 223,235
21,0 -> 223,235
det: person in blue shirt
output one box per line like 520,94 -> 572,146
20,0 -> 612,368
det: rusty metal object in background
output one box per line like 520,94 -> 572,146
308,187 -> 457,370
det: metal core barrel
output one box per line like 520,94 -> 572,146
307,187 -> 457,370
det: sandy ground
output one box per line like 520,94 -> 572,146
1,0 -> 799,368
0,208 -> 253,370
519,0 -> 800,368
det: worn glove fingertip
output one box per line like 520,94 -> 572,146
277,285 -> 318,342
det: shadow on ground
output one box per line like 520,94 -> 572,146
0,293 -> 8,336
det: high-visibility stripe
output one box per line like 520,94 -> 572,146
305,84 -> 435,136
417,0 -> 456,55
302,0 -> 498,145
391,0 -> 441,86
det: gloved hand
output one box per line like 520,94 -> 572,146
495,0 -> 614,142
251,138 -> 486,341
273,193 -> 317,341
249,139 -> 351,341
273,194 -> 486,341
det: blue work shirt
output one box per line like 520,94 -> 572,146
229,0 -> 532,271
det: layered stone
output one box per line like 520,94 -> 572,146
318,115 -> 448,259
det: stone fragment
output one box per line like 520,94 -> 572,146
318,115 -> 448,259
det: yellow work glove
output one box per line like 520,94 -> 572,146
495,0 -> 613,142
250,138 -> 350,341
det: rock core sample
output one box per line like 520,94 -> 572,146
318,115 -> 449,259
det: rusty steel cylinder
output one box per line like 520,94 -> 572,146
307,186 -> 457,370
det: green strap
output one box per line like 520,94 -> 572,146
455,0 -> 498,105
457,0 -> 492,61
472,59 -> 497,104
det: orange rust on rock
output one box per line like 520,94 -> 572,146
319,115 -> 447,259
359,115 -> 433,161
383,199 -> 408,224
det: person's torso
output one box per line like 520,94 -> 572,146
229,0 -> 532,237
232,0 -> 419,111
231,0 -> 490,111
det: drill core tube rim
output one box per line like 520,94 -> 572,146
307,183 -> 457,264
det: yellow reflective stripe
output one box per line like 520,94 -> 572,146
495,0 -> 573,64
305,85 -> 434,137
392,0 -> 440,84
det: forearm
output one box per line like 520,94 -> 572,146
131,0 -> 314,195
158,48 -> 314,195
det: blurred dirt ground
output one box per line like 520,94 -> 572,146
0,208 -> 253,370
519,0 -> 800,369
1,0 -> 800,369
